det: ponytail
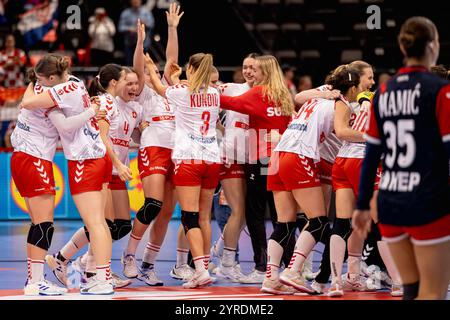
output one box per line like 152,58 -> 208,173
188,53 -> 213,96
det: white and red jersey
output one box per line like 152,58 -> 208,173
275,97 -> 345,162
165,84 -> 220,162
110,97 -> 143,173
98,92 -> 119,125
217,82 -> 250,163
319,131 -> 342,164
138,83 -> 175,149
11,82 -> 59,161
337,101 -> 367,159
48,78 -> 106,160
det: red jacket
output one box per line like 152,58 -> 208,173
220,85 -> 290,162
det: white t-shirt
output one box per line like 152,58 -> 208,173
111,96 -> 143,173
138,84 -> 175,149
48,79 -> 106,160
337,101 -> 366,159
165,84 -> 220,162
218,83 -> 250,164
11,82 -> 59,161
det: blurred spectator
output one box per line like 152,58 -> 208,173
0,34 -> 27,87
282,65 -> 297,98
297,75 -> 313,92
232,67 -> 245,83
89,7 -> 116,66
119,0 -> 155,66
377,72 -> 391,86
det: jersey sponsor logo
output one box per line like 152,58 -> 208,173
379,170 -> 421,192
188,133 -> 216,144
17,121 -> 31,132
287,123 -> 307,131
84,128 -> 99,140
190,93 -> 219,108
267,107 -> 281,117
111,137 -> 130,148
378,83 -> 420,118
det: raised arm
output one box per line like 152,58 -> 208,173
334,100 -> 364,142
133,19 -> 146,95
144,53 -> 181,98
163,3 -> 184,83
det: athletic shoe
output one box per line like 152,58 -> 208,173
342,273 -> 373,292
391,284 -> 403,297
182,270 -> 212,289
45,254 -> 69,287
311,280 -> 327,294
217,263 -> 245,283
279,268 -> 315,294
71,255 -> 87,274
363,264 -> 392,289
111,272 -> 132,288
261,277 -> 297,295
138,268 -> 164,286
24,279 -> 68,296
238,269 -> 265,284
301,255 -> 317,281
170,264 -> 195,281
80,277 -> 114,295
327,281 -> 344,297
121,253 -> 138,278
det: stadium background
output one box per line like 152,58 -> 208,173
0,0 -> 448,220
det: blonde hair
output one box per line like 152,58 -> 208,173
256,55 -> 295,116
348,60 -> 372,76
188,53 -> 213,96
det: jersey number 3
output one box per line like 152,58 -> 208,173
200,111 -> 210,136
383,119 -> 416,169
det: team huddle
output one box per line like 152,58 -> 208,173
10,3 -> 450,300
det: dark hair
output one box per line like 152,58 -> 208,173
88,64 -> 123,96
33,53 -> 70,80
398,17 -> 437,58
430,64 -> 449,80
325,64 -> 361,94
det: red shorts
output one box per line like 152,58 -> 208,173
332,157 -> 381,197
138,146 -> 173,180
317,159 -> 333,185
379,214 -> 450,245
219,163 -> 245,180
11,152 -> 55,198
68,155 -> 112,195
267,152 -> 321,191
173,160 -> 220,189
108,175 -> 127,190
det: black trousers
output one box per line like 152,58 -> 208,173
245,160 -> 296,272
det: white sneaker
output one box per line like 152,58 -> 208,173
342,273 -> 373,292
111,272 -> 132,288
138,268 -> 164,286
261,277 -> 297,295
45,254 -> 69,287
327,281 -> 344,297
24,279 -> 68,296
301,255 -> 317,281
182,270 -> 212,289
238,269 -> 265,284
217,263 -> 245,283
311,280 -> 327,294
170,264 -> 195,281
279,268 -> 315,294
391,284 -> 403,297
209,261 -> 219,274
80,277 -> 114,295
71,255 -> 87,274
121,253 -> 138,278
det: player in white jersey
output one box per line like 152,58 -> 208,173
211,53 -> 257,282
263,65 -> 365,295
121,4 -> 187,285
146,52 -> 220,288
11,60 -> 101,295
20,54 -> 114,295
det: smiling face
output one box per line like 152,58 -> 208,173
242,57 -> 256,86
117,72 -> 139,101
358,67 -> 375,91
252,60 -> 265,84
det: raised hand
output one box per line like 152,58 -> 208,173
137,18 -> 146,44
166,2 -> 184,28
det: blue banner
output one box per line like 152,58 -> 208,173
1,151 -> 181,220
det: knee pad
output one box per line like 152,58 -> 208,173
136,198 -> 163,225
270,221 -> 297,247
331,218 -> 353,241
27,223 -> 35,244
106,218 -> 115,233
305,216 -> 331,244
83,225 -> 90,242
296,212 -> 308,231
27,222 -> 54,251
181,210 -> 200,234
112,219 -> 132,240
403,281 -> 419,300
